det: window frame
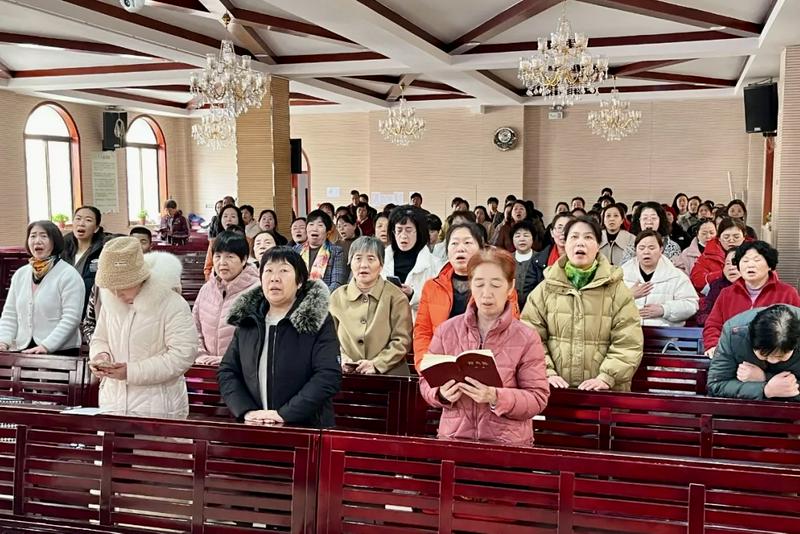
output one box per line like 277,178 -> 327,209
125,115 -> 168,223
23,102 -> 82,222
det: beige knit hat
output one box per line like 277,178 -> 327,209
95,237 -> 150,290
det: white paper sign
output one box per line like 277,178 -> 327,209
91,152 -> 119,214
326,187 -> 341,199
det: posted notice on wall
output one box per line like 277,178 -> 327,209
92,152 -> 119,214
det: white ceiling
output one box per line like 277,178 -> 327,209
0,0 -> 795,116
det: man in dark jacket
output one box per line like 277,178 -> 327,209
707,305 -> 800,401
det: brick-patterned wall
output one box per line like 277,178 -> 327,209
0,91 -> 194,246
270,77 -> 292,235
774,46 -> 800,288
236,92 -> 274,220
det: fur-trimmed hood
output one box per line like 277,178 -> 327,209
227,279 -> 330,335
144,251 -> 183,291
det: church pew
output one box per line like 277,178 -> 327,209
317,430 -> 800,534
642,325 -> 704,354
0,405 -> 319,533
0,252 -> 28,312
0,352 -> 87,406
632,351 -> 709,395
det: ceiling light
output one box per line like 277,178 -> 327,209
18,43 -> 65,51
118,54 -> 145,60
709,25 -> 726,30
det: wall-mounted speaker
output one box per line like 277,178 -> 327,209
102,110 -> 128,151
290,138 -> 303,174
744,83 -> 778,136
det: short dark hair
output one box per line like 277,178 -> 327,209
487,196 -> 499,205
733,240 -> 778,271
319,202 -> 335,214
356,202 -> 369,210
240,204 -> 254,217
212,230 -> 250,260
216,204 -> 245,234
598,195 -> 615,205
307,209 -> 333,231
258,209 -> 278,225
727,199 -> 748,216
563,216 -> 602,243
717,217 -> 747,236
426,213 -> 442,232
164,199 -> 178,210
388,205 -> 429,251
601,187 -> 613,196
259,246 -> 309,287
555,201 -> 569,214
129,226 -> 152,240
511,219 -> 536,238
571,196 -> 585,205
617,202 -> 628,214
635,229 -> 663,248
631,201 -> 670,236
359,193 -> 369,202
410,192 -> 422,201
451,196 -> 464,207
446,222 -> 485,249
447,210 -> 476,225
227,225 -> 245,235
571,208 -> 587,217
337,212 -> 358,227
350,189 -> 359,196
504,194 -> 517,203
74,205 -> 102,227
291,217 -> 306,225
551,212 -> 573,228
749,305 -> 800,357
601,203 -> 625,226
26,221 -> 64,257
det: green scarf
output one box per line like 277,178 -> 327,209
565,260 -> 598,290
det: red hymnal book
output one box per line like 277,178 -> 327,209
419,349 -> 502,388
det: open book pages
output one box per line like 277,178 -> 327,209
420,349 -> 494,370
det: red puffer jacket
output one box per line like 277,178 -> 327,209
419,301 -> 550,446
703,272 -> 800,349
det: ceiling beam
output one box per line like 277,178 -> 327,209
385,73 -> 418,101
230,9 -> 360,47
289,92 -> 328,101
6,66 -> 194,91
32,89 -> 192,117
12,62 -> 195,78
0,32 -> 154,58
348,75 -> 465,94
197,0 -> 276,64
447,0 -> 562,54
609,58 -> 694,77
352,0 -> 445,50
316,77 -> 385,100
625,70 -> 736,87
404,93 -> 475,101
274,51 -> 386,64
121,84 -> 192,92
81,88 -> 186,109
599,83 -> 719,93
576,0 -> 763,38
291,77 -> 388,109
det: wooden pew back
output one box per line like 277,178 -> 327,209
0,352 -> 87,406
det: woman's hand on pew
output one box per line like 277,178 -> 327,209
737,362 -> 766,383
21,345 -> 48,354
195,354 -> 222,366
244,409 -> 284,425
764,372 -> 800,399
578,378 -> 611,391
0,342 -> 9,351
548,376 -> 570,389
355,360 -> 377,374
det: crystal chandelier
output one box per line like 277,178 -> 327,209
378,87 -> 425,146
518,1 -> 608,107
189,16 -> 267,119
587,84 -> 642,142
191,108 -> 236,150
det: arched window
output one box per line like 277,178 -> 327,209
24,103 -> 81,223
126,116 -> 167,223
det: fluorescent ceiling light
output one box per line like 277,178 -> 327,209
18,43 -> 66,51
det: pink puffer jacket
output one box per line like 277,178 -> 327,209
419,301 -> 550,446
192,265 -> 260,359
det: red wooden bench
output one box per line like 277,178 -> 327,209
632,351 -> 709,395
0,405 -> 318,533
0,252 -> 29,312
643,325 -> 704,354
0,352 -> 88,406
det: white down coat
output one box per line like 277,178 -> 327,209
89,275 -> 198,418
621,255 -> 699,327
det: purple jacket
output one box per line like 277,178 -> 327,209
419,301 -> 550,446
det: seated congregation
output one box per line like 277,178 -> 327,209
1,187 -> 799,448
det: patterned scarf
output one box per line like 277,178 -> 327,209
565,260 -> 598,290
302,241 -> 331,281
30,256 -> 58,285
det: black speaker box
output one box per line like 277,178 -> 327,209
290,138 -> 303,173
102,110 -> 128,151
744,83 -> 778,135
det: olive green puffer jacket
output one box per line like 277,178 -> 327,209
521,254 -> 643,391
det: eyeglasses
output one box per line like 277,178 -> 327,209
394,227 -> 417,236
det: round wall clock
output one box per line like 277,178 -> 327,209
493,127 -> 518,151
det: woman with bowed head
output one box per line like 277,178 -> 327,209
218,247 -> 341,426
622,202 -> 681,262
419,248 -> 549,446
696,248 -> 739,326
690,217 -> 747,294
89,238 -> 198,418
414,223 -> 520,371
203,204 -> 245,280
599,203 -> 635,266
257,209 -> 289,246
0,221 -> 84,355
251,230 -> 277,267
621,230 -> 698,327
294,210 -> 347,292
673,219 -> 717,277
703,241 -> 800,357
330,237 -> 412,376
381,206 -> 442,318
193,231 -> 260,366
62,206 -> 110,315
522,216 -> 643,391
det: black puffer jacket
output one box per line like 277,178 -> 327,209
62,230 -> 111,315
218,280 -> 341,427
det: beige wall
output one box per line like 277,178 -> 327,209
0,90 -> 195,246
292,98 -> 763,225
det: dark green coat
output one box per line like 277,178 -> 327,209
707,306 -> 800,401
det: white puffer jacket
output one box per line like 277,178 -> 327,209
621,255 -> 699,327
90,274 -> 198,418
